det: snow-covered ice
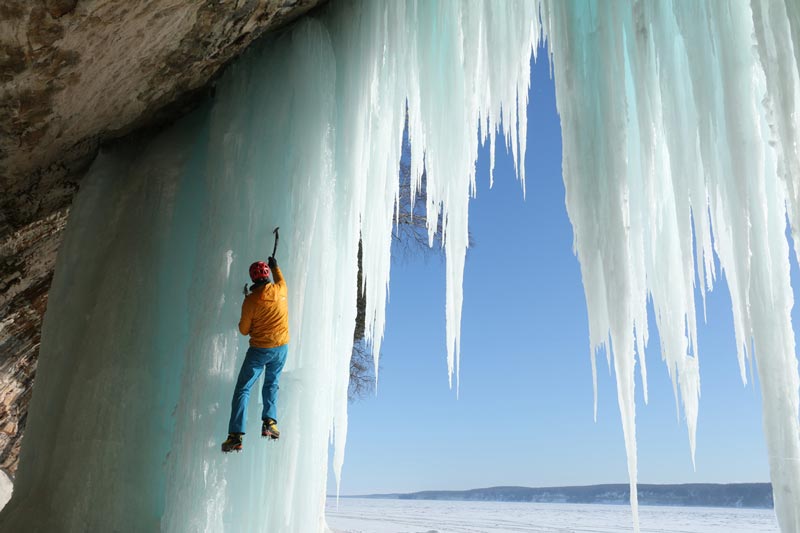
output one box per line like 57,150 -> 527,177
325,498 -> 779,533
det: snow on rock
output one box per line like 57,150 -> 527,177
0,470 -> 11,512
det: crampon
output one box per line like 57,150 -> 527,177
262,418 -> 280,440
221,433 -> 243,453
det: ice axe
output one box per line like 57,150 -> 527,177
271,227 -> 280,259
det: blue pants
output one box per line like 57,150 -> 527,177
228,344 -> 288,435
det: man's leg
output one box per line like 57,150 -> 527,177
261,344 -> 289,424
228,347 -> 268,434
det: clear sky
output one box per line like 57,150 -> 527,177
329,46 -> 782,495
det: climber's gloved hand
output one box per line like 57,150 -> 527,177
268,256 -> 277,270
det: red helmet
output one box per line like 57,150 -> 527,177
249,261 -> 271,282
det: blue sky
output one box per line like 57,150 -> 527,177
329,48 -> 778,495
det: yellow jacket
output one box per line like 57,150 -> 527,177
239,266 -> 289,348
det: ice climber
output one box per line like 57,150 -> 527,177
221,256 -> 289,453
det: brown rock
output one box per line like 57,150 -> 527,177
45,0 -> 78,19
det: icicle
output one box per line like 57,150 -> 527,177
541,0 -> 800,530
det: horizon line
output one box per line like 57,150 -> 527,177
329,480 -> 773,498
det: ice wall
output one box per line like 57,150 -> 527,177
541,1 -> 800,530
0,2 -> 537,531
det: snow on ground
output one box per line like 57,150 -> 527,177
325,498 -> 778,533
0,470 -> 12,511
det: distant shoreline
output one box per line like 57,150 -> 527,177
330,483 -> 774,510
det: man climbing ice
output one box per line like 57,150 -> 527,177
221,250 -> 289,453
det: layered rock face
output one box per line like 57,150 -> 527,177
0,0 -> 323,478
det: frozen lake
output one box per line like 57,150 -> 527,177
325,498 -> 779,533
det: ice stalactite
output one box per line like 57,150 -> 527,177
541,1 -> 800,530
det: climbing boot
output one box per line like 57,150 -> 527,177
221,433 -> 243,453
262,418 -> 280,440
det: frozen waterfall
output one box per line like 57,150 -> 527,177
0,1 -> 538,531
1,1 -> 799,532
